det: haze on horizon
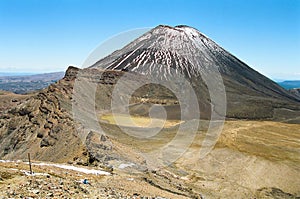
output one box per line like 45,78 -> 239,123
0,0 -> 299,80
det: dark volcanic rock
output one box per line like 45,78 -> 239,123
64,66 -> 80,81
90,25 -> 300,121
289,88 -> 300,99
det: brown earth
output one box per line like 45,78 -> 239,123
0,90 -> 32,114
0,67 -> 299,198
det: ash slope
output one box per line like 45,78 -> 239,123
90,25 -> 300,121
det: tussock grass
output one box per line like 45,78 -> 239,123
100,113 -> 182,128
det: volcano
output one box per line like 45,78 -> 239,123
1,25 -> 300,198
89,25 -> 300,122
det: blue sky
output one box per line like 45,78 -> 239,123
0,0 -> 299,80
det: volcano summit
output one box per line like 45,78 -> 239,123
89,25 -> 300,122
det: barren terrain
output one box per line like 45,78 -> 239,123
1,119 -> 299,198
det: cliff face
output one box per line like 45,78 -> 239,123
0,66 -> 84,162
0,66 -> 146,167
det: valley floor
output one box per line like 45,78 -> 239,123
0,120 -> 299,199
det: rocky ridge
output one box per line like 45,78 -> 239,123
289,88 -> 300,98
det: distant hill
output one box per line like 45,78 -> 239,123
0,72 -> 36,76
0,72 -> 64,94
278,80 -> 300,90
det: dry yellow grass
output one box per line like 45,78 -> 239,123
99,113 -> 182,128
217,121 -> 300,164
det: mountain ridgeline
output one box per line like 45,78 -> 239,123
90,25 -> 300,122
